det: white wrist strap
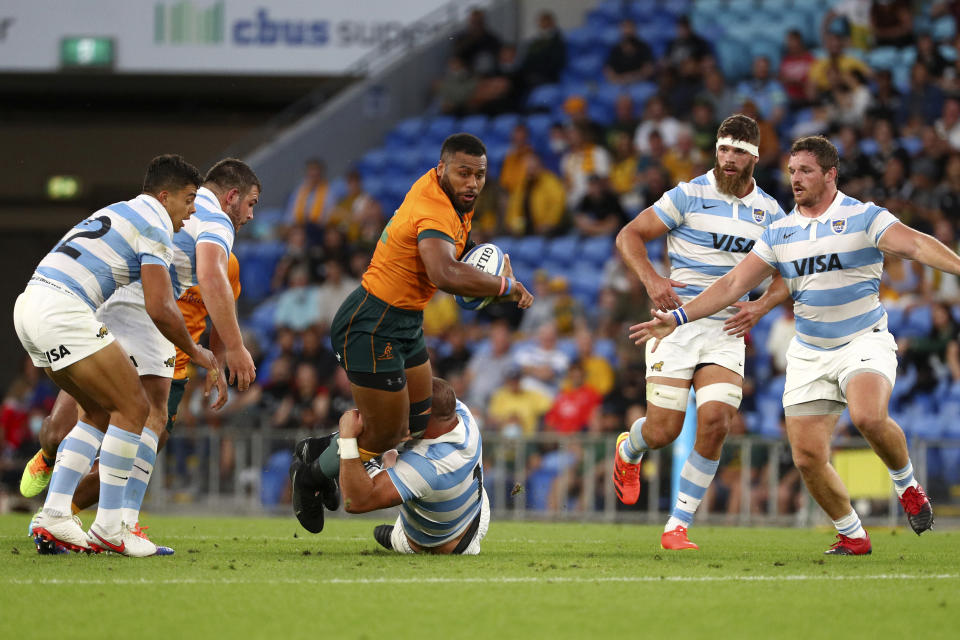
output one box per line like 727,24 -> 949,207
338,437 -> 360,459
670,307 -> 689,326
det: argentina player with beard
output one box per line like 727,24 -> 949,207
612,115 -> 789,550
632,136 -> 942,555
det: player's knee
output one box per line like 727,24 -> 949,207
848,405 -> 888,436
126,388 -> 151,427
791,446 -> 827,474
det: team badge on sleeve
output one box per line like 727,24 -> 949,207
831,219 -> 847,234
752,209 -> 766,224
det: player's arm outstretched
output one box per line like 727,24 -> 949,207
197,244 -> 256,390
419,237 -> 534,308
630,253 -> 777,349
337,409 -> 404,514
723,272 -> 791,338
878,222 -> 960,275
616,207 -> 687,311
142,264 -> 225,400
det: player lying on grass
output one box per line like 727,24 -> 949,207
292,377 -> 489,555
22,159 -> 259,554
631,136 -> 940,555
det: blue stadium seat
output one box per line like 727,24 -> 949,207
866,46 -> 899,71
424,116 -> 458,145
594,338 -> 617,366
567,53 -> 606,82
588,101 -> 615,126
594,82 -> 626,109
485,141 -> 509,178
525,113 -> 555,142
513,236 -> 547,267
716,38 -> 753,79
750,38 -> 783,69
245,298 -> 279,345
581,235 -> 615,267
546,234 -> 581,262
564,27 -> 595,58
458,114 -> 489,138
902,305 -> 933,338
526,83 -> 563,112
646,238 -> 666,262
626,81 -> 658,111
932,15 -> 957,42
356,148 -> 389,178
557,338 -> 579,362
489,113 -> 522,140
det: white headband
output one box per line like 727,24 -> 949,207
716,136 -> 759,157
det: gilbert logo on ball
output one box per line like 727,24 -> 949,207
455,243 -> 505,310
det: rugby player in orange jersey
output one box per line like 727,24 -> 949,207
25,254 -> 242,520
292,133 -> 534,533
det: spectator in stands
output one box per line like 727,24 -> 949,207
737,99 -> 780,174
867,69 -> 904,123
434,56 -> 477,116
865,118 -> 910,182
574,327 -> 615,396
574,174 -> 628,237
514,321 -> 571,399
699,68 -> 740,123
779,30 -> 815,108
661,125 -> 701,184
915,32 -> 950,80
271,362 -> 325,430
470,43 -> 522,115
834,125 -> 873,198
519,10 -> 566,89
935,98 -> 960,151
871,0 -> 914,48
605,94 -> 640,149
286,158 -> 332,228
562,123 -> 612,206
898,302 -> 957,397
327,169 -> 378,244
900,62 -> 945,125
735,56 -> 787,127
881,253 -> 925,306
519,270 -> 559,335
487,365 -> 551,436
807,32 -> 871,97
608,131 -> 642,212
314,259 -> 360,332
664,16 -> 711,71
922,219 -> 960,301
662,55 -> 705,119
826,68 -> 872,128
453,8 -> 502,75
603,19 -> 656,85
822,0 -> 872,50
464,320 -> 515,409
434,325 -> 473,380
633,95 -> 683,156
504,153 -> 566,236
499,123 -> 535,196
936,153 -> 960,221
274,265 -> 322,331
549,277 -> 586,336
544,361 -> 602,434
272,225 -> 324,290
690,98 -> 719,156
296,326 -> 339,386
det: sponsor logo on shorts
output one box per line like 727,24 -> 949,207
385,376 -> 404,387
376,343 -> 394,361
44,345 -> 71,363
651,361 -> 664,372
831,219 -> 846,234
164,356 -> 176,367
96,325 -> 109,338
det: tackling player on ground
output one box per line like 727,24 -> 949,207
632,136 -> 939,554
291,133 -> 532,533
612,115 -> 789,550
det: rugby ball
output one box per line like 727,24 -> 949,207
454,243 -> 505,310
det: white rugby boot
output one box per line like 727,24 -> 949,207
32,510 -> 92,553
87,523 -> 159,557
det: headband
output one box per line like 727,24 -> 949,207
716,136 -> 759,157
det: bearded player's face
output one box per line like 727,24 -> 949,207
438,152 -> 487,214
713,143 -> 756,198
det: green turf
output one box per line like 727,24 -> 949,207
1,513 -> 957,640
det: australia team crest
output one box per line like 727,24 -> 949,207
752,209 -> 765,224
831,219 -> 847,234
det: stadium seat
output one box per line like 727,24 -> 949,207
581,235 -> 615,267
525,113 -> 555,142
458,114 -> 489,138
546,234 -> 581,263
932,15 -> 957,42
567,53 -> 606,82
489,113 -> 522,141
626,81 -> 658,111
485,141 -> 509,178
424,116 -> 458,146
901,305 -> 933,338
513,235 -> 547,267
356,148 -> 389,178
526,83 -> 563,112
594,337 -> 617,366
564,27 -> 595,58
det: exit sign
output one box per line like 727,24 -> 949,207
60,37 -> 114,69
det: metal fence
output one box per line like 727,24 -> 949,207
146,427 -> 960,528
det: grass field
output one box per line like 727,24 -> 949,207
1,512 -> 957,639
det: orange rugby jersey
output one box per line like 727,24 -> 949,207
361,169 -> 473,310
173,252 -> 242,379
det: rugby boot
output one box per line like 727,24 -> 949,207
20,449 -> 53,498
824,532 -> 872,555
612,432 -> 642,505
661,525 -> 699,550
898,485 -> 934,535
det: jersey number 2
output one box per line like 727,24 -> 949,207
56,216 -> 112,259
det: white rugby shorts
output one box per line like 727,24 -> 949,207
645,318 -> 745,380
782,329 -> 898,409
96,283 -> 176,378
14,282 -> 116,371
391,489 -> 490,555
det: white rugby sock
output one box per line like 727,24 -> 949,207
833,510 -> 867,539
121,427 -> 160,526
889,461 -> 919,498
619,417 -> 648,464
666,450 -> 719,531
92,426 -> 140,538
44,422 -> 103,517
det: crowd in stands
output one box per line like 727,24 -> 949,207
6,0 -> 960,514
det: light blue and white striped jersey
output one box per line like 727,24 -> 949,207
32,194 -> 175,310
387,399 -> 484,548
752,190 -> 899,350
169,187 -> 235,296
653,171 -> 786,319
